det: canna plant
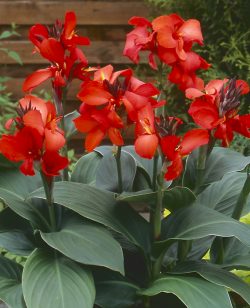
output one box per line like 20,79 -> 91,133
0,10 -> 249,308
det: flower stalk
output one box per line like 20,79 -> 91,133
115,146 -> 123,193
40,172 -> 57,231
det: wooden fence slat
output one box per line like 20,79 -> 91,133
0,1 -> 148,25
0,40 -> 143,64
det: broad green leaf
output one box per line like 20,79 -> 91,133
139,275 -> 232,308
22,249 -> 95,308
0,168 -> 42,198
0,188 -> 50,231
133,166 -> 152,190
94,269 -> 139,308
195,172 -> 250,216
41,215 -> 124,274
28,182 -> 151,252
71,152 -> 102,185
95,280 -> 138,308
171,260 -> 250,304
163,187 -> 196,212
64,110 -> 79,139
155,205 -> 250,257
0,208 -> 34,255
0,255 -> 25,308
117,189 -> 156,203
96,150 -> 137,192
183,147 -> 250,191
117,187 -> 195,213
123,146 -> 161,181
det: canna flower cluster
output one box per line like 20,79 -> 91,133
186,78 -> 250,146
23,11 -> 90,93
123,14 -> 210,90
74,64 -> 164,152
0,95 -> 68,176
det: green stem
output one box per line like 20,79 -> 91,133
115,146 -> 123,193
152,155 -> 159,191
232,170 -> 250,220
194,144 -> 208,193
153,172 -> 164,241
40,172 -> 57,231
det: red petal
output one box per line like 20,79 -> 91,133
74,114 -> 98,133
178,19 -> 203,45
22,68 -> 53,92
135,134 -> 158,159
188,100 -> 219,129
236,80 -> 249,95
29,24 -> 48,47
160,135 -> 180,160
20,158 -> 35,176
157,26 -> 177,48
180,129 -> 209,156
63,11 -> 76,39
128,16 -> 152,27
164,155 -> 183,181
230,115 -> 250,138
152,14 -> 183,31
108,127 -> 124,146
41,151 -> 68,177
85,128 -> 105,152
94,65 -> 114,82
44,128 -> 65,151
214,123 -> 234,147
185,88 -> 204,99
78,81 -> 113,105
40,38 -> 65,66
23,110 -> 44,135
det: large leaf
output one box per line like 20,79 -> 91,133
0,255 -> 25,308
22,249 -> 95,308
28,182 -> 151,252
96,150 -> 137,192
122,145 -> 161,181
117,186 -> 195,213
163,187 -> 196,212
171,260 -> 250,304
155,205 -> 250,257
195,172 -> 250,216
94,269 -> 139,308
95,280 -> 138,308
0,188 -> 50,231
0,208 -> 34,255
139,275 -> 232,308
0,168 -> 42,198
41,215 -> 124,274
71,152 -> 102,185
183,147 -> 250,191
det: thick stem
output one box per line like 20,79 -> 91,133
232,170 -> 250,220
194,144 -> 208,193
53,86 -> 69,181
40,172 -> 57,231
152,170 -> 164,242
115,146 -> 123,193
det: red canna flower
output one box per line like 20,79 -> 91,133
187,78 -> 250,146
0,96 -> 68,176
123,17 -> 157,69
74,65 -> 163,151
161,129 -> 209,180
23,11 -> 90,92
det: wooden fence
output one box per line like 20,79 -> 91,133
0,0 -> 149,151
